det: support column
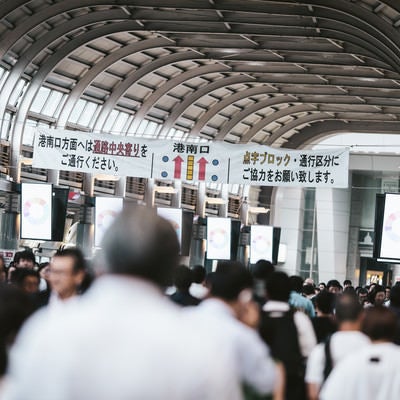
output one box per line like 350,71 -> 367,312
0,193 -> 20,249
316,187 -> 351,283
271,187 -> 304,276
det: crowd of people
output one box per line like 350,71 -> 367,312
0,206 -> 400,399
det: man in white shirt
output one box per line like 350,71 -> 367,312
2,207 -> 242,400
189,264 -> 284,399
320,306 -> 400,400
46,247 -> 87,309
305,293 -> 370,400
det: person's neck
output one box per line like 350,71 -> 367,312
57,290 -> 78,301
339,321 -> 361,331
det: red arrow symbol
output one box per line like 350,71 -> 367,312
197,157 -> 209,180
173,155 -> 184,179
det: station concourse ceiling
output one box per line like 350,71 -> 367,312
1,0 -> 400,171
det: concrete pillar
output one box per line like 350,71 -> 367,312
271,187 -> 304,276
316,187 -> 351,283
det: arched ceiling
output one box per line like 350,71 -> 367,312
1,0 -> 400,166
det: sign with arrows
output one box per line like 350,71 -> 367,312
33,128 -> 349,188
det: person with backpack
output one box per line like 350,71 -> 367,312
259,271 -> 317,400
305,293 -> 369,400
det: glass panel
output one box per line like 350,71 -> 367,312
0,112 -> 12,140
30,87 -> 50,113
172,129 -> 184,140
112,111 -> 129,134
42,90 -> 64,117
166,128 -> 176,139
102,110 -> 119,133
68,99 -> 87,124
0,69 -> 9,91
78,101 -> 98,127
23,120 -> 51,146
134,119 -> 149,136
144,121 -> 159,137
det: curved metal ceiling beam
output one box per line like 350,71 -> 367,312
311,7 -> 400,66
155,76 -> 255,138
0,9 -> 136,130
264,110 -> 400,146
0,1 -> 125,60
244,98 -> 400,144
238,104 -> 318,143
315,22 -> 400,70
121,1 -> 400,69
218,0 -> 400,57
9,21 -> 158,174
269,113 -> 338,140
57,37 -> 175,127
97,74 -> 252,135
286,120 -> 400,149
92,51 -> 207,132
190,86 -> 281,136
214,95 -> 299,140
2,2 -> 398,72
128,63 -> 232,134
194,82 -> 400,136
380,1 -> 400,13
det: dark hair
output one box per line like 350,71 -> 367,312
335,294 -> 363,323
289,275 -> 303,293
266,271 -> 290,302
14,250 -> 35,265
315,291 -> 335,314
362,306 -> 397,341
215,260 -> 244,274
390,285 -> 400,308
252,259 -> 275,280
327,279 -> 342,290
368,284 -> 385,305
209,262 -> 252,301
101,206 -> 180,287
0,284 -> 36,376
53,247 -> 86,273
302,284 -> 315,296
343,286 -> 357,296
191,265 -> 206,284
343,279 -> 352,286
10,268 -> 40,287
173,265 -> 193,292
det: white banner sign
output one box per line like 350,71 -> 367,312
33,128 -> 349,187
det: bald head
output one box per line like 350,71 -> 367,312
100,206 -> 180,287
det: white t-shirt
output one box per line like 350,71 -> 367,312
188,298 -> 277,396
2,275 -> 243,400
305,330 -> 370,386
320,342 -> 400,400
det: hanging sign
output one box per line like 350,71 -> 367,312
33,128 -> 349,188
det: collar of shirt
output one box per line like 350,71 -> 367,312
262,300 -> 290,312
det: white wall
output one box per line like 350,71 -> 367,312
271,187 -> 303,276
316,188 -> 351,283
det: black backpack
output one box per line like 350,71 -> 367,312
259,308 -> 306,400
